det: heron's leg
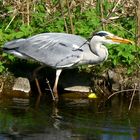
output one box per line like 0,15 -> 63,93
53,69 -> 62,99
34,78 -> 42,96
33,65 -> 47,96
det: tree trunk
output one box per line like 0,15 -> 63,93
136,0 -> 140,46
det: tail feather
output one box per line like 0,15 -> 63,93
3,39 -> 26,50
2,38 -> 29,59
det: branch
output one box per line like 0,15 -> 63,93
66,0 -> 74,34
108,88 -> 140,99
128,84 -> 137,110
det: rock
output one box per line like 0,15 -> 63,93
107,69 -> 123,91
64,86 -> 90,92
13,77 -> 31,93
60,69 -> 91,93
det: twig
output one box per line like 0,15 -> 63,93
32,65 -> 55,100
138,84 -> 140,102
112,0 -> 122,13
5,9 -> 18,31
128,84 -> 137,110
59,1 -> 69,33
136,0 -> 140,46
66,0 -> 74,34
106,0 -> 126,19
46,78 -> 55,101
26,0 -> 30,26
100,0 -> 106,30
108,88 -> 140,99
0,81 -> 4,93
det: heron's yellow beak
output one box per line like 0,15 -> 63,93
106,36 -> 133,44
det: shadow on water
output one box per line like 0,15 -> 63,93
1,58 -> 140,140
0,93 -> 139,140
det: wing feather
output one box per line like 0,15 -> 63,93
17,33 -> 86,68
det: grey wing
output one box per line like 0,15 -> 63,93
17,33 -> 85,68
37,42 -> 83,68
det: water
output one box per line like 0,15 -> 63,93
0,94 -> 139,140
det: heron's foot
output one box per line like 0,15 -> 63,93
53,88 -> 59,101
53,92 -> 59,101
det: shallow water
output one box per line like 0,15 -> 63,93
0,94 -> 139,140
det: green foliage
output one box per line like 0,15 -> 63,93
74,8 -> 100,37
109,44 -> 134,65
107,44 -> 137,74
0,62 -> 5,73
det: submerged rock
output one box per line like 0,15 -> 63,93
13,77 -> 31,93
64,86 -> 90,92
1,76 -> 31,98
60,69 -> 91,93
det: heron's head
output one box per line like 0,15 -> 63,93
91,31 -> 133,45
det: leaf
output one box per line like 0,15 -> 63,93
0,62 -> 5,73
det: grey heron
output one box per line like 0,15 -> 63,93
3,31 -> 132,99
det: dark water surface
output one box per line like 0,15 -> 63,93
0,94 -> 139,140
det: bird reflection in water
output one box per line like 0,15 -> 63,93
35,95 -> 62,129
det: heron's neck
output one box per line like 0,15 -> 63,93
90,41 -> 108,61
